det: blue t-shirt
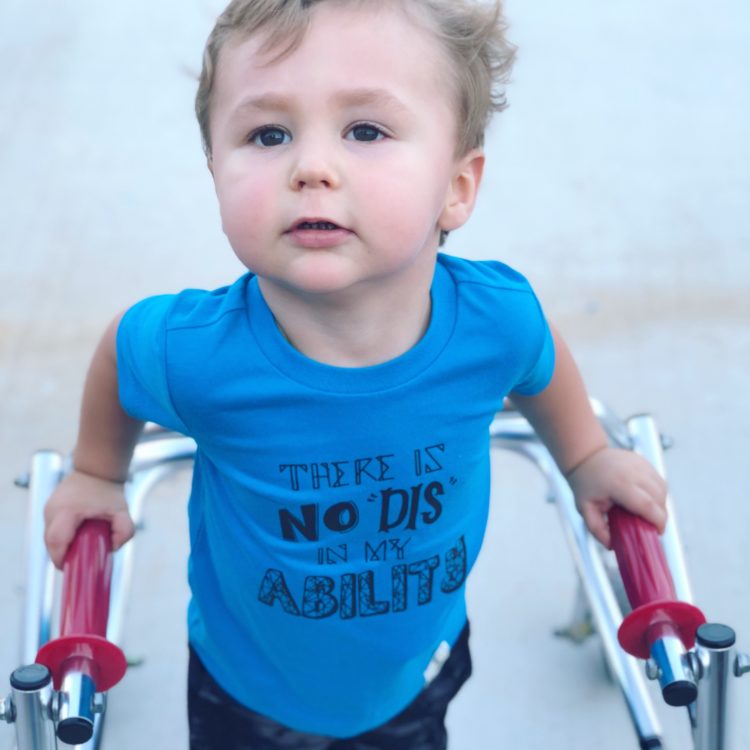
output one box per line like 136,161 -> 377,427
117,254 -> 554,737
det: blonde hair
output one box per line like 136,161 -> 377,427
195,0 -> 517,158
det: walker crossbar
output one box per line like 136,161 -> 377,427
489,405 -> 747,749
3,404 -> 746,749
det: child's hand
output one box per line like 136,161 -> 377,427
44,470 -> 135,569
566,447 -> 668,549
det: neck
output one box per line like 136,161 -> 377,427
258,264 -> 435,368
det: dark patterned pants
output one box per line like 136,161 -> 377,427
188,623 -> 471,750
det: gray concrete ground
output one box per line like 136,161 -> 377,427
1,0 -> 748,748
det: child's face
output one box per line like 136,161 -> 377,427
208,3 -> 482,299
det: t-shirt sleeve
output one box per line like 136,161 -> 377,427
510,298 -> 556,397
116,296 -> 188,434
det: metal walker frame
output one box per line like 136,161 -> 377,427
2,400 -> 747,749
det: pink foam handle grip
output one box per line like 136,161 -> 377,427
609,506 -> 675,607
36,520 -> 127,691
609,506 -> 705,658
59,520 -> 113,637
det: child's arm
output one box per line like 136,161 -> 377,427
510,325 -> 668,548
44,314 -> 144,568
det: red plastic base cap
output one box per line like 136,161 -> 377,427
618,600 -> 706,659
36,634 -> 127,692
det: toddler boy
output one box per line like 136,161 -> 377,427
44,1 -> 667,748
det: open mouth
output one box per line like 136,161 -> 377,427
285,218 -> 352,247
294,221 -> 341,231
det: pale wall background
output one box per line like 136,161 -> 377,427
1,0 -> 748,748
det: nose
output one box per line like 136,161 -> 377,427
289,142 -> 340,191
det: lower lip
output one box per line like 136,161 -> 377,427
285,228 -> 353,249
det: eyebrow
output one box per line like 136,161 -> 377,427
231,87 -> 413,117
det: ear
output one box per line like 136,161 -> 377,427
438,149 -> 485,233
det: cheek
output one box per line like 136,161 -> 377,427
217,174 -> 276,244
363,160 -> 449,239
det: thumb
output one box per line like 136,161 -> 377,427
110,510 -> 136,552
581,503 -> 612,549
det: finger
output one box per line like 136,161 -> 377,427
612,482 -> 668,533
640,472 -> 668,511
635,488 -> 668,532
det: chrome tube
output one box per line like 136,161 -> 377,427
590,399 -> 634,450
492,407 -> 665,744
545,455 -> 663,743
649,635 -> 697,706
9,665 -> 57,750
21,452 -> 64,666
56,671 -> 96,745
107,432 -> 195,647
490,430 -> 664,745
11,433 -> 195,750
693,624 -> 736,750
129,433 -> 196,474
60,708 -> 104,750
94,440 -> 195,750
39,560 -> 58,657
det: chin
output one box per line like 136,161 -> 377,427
279,256 -> 364,294
271,269 -> 359,298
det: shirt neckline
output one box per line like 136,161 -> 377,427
246,258 -> 457,394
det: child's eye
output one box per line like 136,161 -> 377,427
346,123 -> 386,142
249,126 -> 291,147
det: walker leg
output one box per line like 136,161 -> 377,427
692,623 -> 748,750
4,665 -> 58,750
